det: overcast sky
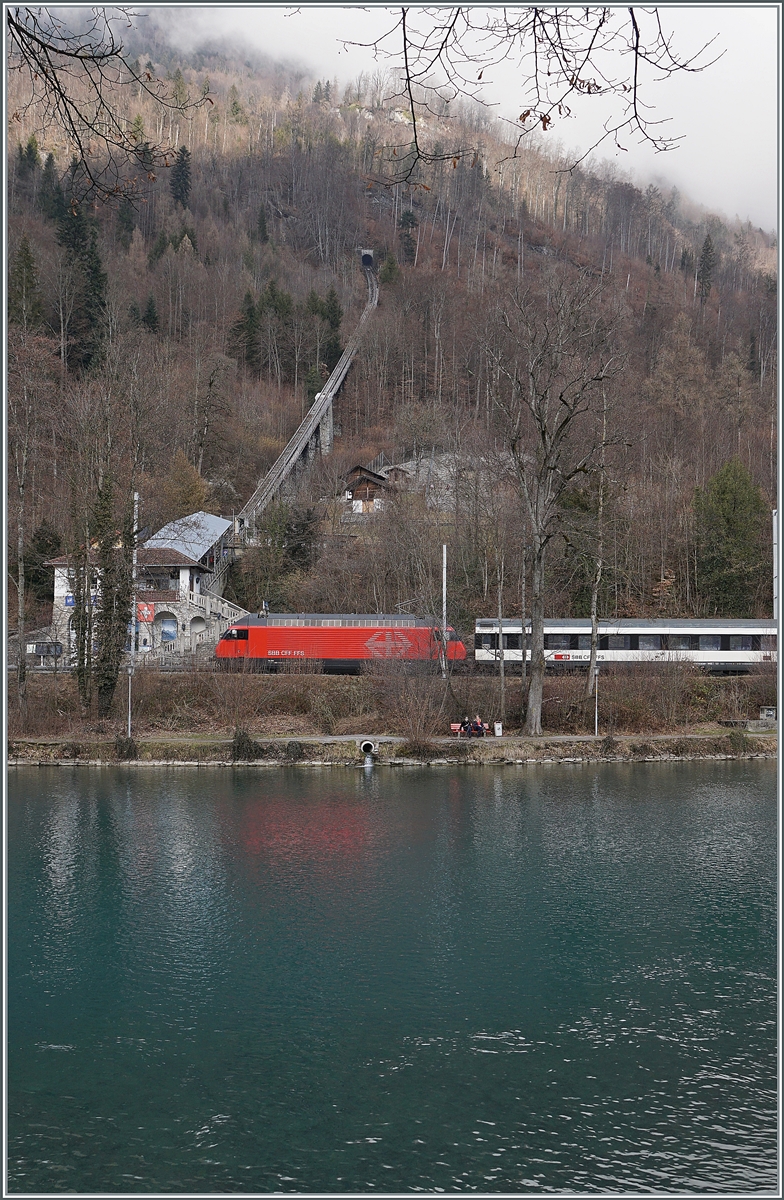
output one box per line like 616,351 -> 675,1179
140,3 -> 779,231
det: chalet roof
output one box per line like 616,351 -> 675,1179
47,548 -> 203,569
344,465 -> 387,485
144,511 -> 232,561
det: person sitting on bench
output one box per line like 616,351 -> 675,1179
471,714 -> 486,737
459,717 -> 472,737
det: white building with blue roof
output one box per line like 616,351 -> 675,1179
46,511 -> 246,666
144,511 -> 234,586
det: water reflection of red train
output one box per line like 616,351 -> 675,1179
238,800 -> 371,867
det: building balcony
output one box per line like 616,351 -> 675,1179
137,589 -> 180,602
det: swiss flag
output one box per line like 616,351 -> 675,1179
137,601 -> 155,623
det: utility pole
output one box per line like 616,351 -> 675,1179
441,543 -> 447,678
497,552 -> 505,724
594,666 -> 600,738
127,491 -> 139,740
773,510 -> 778,620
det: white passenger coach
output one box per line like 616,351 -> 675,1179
474,619 -> 777,673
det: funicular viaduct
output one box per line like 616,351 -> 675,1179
226,250 -> 379,571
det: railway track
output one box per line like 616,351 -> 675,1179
239,266 -> 379,536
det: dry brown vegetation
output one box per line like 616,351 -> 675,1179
8,664 -> 776,743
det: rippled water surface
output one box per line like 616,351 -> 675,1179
7,761 -> 776,1193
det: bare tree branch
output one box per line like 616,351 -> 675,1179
345,6 -> 721,184
6,5 -> 211,203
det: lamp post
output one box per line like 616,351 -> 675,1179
441,543 -> 447,679
127,664 -> 133,739
773,509 -> 778,621
127,491 -> 139,740
594,665 -> 600,738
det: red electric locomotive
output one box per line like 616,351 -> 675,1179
215,612 -> 467,673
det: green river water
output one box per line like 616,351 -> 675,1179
7,761 -> 776,1193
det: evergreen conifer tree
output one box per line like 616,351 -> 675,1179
747,333 -> 759,377
129,114 -> 145,144
261,278 -> 293,322
39,152 -> 64,219
323,332 -> 342,372
25,521 -> 62,605
253,206 -> 268,244
323,286 -> 342,331
228,85 -> 246,123
694,459 -> 768,615
138,141 -> 154,171
170,145 -> 191,207
141,293 -> 159,333
148,230 -> 170,267
69,516 -> 94,713
117,196 -> 135,251
92,477 -> 134,718
55,202 -> 107,370
25,134 -> 40,170
320,287 -> 343,369
228,291 -> 261,370
697,234 -> 715,306
306,289 -> 325,318
18,134 -> 41,176
9,236 -> 44,330
172,68 -> 187,108
379,254 -> 400,284
304,364 -> 323,405
399,209 -> 418,262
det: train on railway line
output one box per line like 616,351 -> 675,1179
474,618 -> 777,674
215,613 -> 776,674
215,612 -> 467,673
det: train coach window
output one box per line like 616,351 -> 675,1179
761,635 -> 777,651
475,633 -> 498,650
577,635 -> 592,649
607,635 -> 631,650
639,634 -> 662,650
729,635 -> 752,650
668,635 -> 691,651
544,634 -> 571,650
699,634 -> 722,651
503,634 -> 521,650
221,628 -> 249,640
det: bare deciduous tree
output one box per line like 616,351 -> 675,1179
8,329 -> 56,722
489,270 -> 624,735
193,353 -> 234,476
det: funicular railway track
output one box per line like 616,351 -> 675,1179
238,264 -> 379,538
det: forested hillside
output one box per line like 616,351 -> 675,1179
8,32 -> 777,644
